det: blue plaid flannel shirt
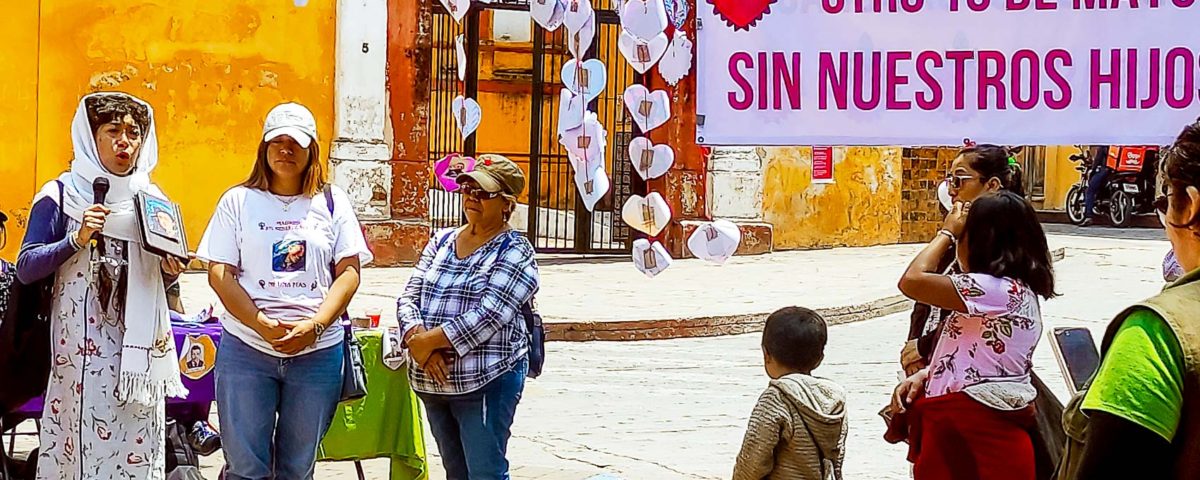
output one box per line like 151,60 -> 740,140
397,228 -> 539,394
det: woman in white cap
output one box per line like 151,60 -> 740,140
17,92 -> 188,479
197,103 -> 372,479
398,154 -> 540,479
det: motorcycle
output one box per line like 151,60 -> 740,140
1064,145 -> 1159,228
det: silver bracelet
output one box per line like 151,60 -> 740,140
936,229 -> 958,244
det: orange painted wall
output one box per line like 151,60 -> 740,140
1,0 -> 336,262
0,3 -> 40,262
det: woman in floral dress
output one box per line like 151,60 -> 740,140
893,190 -> 1057,480
17,93 -> 188,479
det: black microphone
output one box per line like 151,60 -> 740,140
90,178 -> 110,247
93,177 -> 110,206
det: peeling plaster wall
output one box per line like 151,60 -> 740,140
0,2 -> 40,262
12,0 -> 337,255
761,146 -> 903,250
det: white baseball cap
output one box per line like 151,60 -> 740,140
262,103 -> 318,148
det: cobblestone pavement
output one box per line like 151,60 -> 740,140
10,230 -> 1171,479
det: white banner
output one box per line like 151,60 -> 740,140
696,1 -> 1200,146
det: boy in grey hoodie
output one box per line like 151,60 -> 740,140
733,307 -> 848,480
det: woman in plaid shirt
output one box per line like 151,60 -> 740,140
398,154 -> 539,480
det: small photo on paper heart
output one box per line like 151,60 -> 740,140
663,0 -> 690,30
452,95 -> 482,141
178,334 -> 218,381
658,32 -> 694,86
566,14 -> 596,58
557,88 -> 588,134
622,85 -> 671,133
563,0 -> 594,32
561,59 -> 608,103
531,0 -> 566,31
620,0 -> 669,41
617,30 -> 669,74
687,219 -> 742,265
439,0 -> 471,22
573,165 -> 610,212
559,112 -> 608,165
621,192 -> 672,237
456,35 -> 468,82
628,137 -> 674,180
632,239 -> 673,278
434,154 -> 478,192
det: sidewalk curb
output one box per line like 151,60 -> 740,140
544,247 -> 1067,342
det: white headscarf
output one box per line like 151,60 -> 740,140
48,92 -> 187,405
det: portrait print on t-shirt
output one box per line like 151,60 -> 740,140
273,239 -> 308,272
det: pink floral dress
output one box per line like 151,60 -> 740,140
925,273 -> 1042,398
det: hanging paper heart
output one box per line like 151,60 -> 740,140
561,59 -> 607,103
705,0 -> 777,31
563,0 -> 594,32
573,165 -> 610,212
622,85 -> 671,133
621,192 -> 672,237
455,35 -> 467,82
566,14 -> 596,59
632,239 -> 673,278
620,0 -> 669,41
687,219 -> 742,265
559,113 -> 607,167
452,95 -> 482,140
439,0 -> 471,23
658,32 -> 693,86
433,154 -> 477,192
617,31 -> 669,74
178,334 -> 218,381
628,137 -> 674,180
531,0 -> 565,31
663,0 -> 689,30
557,88 -> 588,134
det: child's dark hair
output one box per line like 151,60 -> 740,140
1161,119 -> 1200,228
762,307 -> 828,373
85,93 -> 149,136
959,144 -> 1026,197
962,190 -> 1058,298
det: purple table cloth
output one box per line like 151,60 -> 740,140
14,322 -> 222,418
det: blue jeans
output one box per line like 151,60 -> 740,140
418,359 -> 527,480
215,331 -> 343,480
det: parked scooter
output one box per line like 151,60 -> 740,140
1065,145 -> 1160,227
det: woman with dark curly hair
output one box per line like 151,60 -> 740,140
18,92 -> 188,479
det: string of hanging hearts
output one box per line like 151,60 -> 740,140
443,0 -> 738,276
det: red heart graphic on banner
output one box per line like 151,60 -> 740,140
706,0 -> 777,31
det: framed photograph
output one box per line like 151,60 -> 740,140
135,191 -> 189,261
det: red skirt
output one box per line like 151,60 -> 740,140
907,392 -> 1037,480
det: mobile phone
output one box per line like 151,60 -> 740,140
1048,327 -> 1101,396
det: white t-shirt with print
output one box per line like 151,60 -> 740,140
197,185 -> 373,357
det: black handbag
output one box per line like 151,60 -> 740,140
322,186 -> 367,402
0,181 -> 63,415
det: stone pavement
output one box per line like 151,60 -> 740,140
8,226 -> 1170,479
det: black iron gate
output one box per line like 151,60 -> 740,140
427,0 -> 645,254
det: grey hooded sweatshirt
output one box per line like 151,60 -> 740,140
732,374 -> 848,480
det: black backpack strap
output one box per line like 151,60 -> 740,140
322,185 -> 350,323
323,184 -> 334,215
56,180 -> 65,236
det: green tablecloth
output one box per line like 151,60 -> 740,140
318,330 -> 427,480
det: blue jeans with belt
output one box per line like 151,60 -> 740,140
215,331 -> 343,480
418,358 -> 528,480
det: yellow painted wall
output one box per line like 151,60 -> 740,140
0,2 -> 41,262
1,0 -> 335,262
1042,145 -> 1083,210
762,147 -> 903,250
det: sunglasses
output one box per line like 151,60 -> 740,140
459,183 -> 503,200
1155,190 -> 1177,214
946,174 -> 977,189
